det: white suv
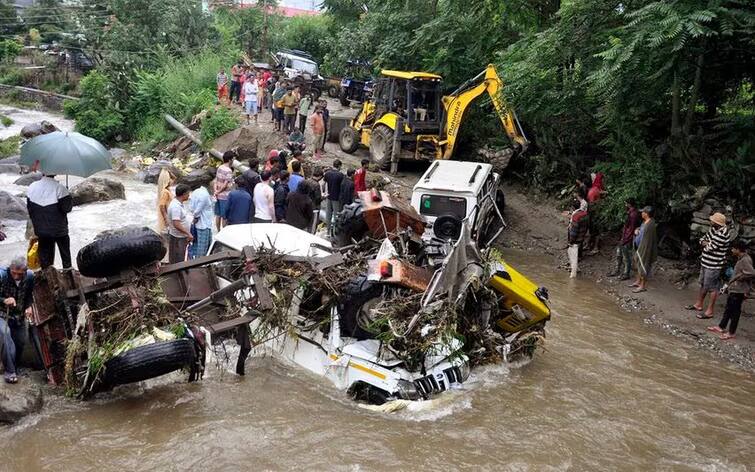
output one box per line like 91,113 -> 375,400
411,161 -> 506,246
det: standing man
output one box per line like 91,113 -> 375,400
310,106 -> 325,160
608,198 -> 640,280
241,157 -> 261,197
253,171 -> 276,223
230,60 -> 243,104
286,181 -> 315,231
631,206 -> 658,293
274,171 -> 291,223
213,151 -> 235,231
167,184 -> 193,263
288,160 -> 304,193
271,81 -> 286,131
0,258 -> 33,384
243,74 -> 259,125
340,168 -> 356,207
298,93 -> 312,133
217,67 -> 229,105
566,198 -> 589,279
323,160 -> 344,235
188,182 -> 214,259
319,100 -> 330,152
354,159 -> 369,194
282,88 -> 298,134
707,240 -> 754,340
27,174 -> 73,269
226,176 -> 254,225
687,212 -> 731,318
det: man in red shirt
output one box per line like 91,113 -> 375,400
608,198 -> 641,280
353,159 -> 368,194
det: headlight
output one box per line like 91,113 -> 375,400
396,379 -> 421,401
458,362 -> 471,382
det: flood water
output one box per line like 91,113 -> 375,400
1,111 -> 754,469
1,249 -> 753,470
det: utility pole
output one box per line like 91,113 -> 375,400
260,0 -> 269,59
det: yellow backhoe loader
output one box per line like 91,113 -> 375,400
338,64 -> 528,170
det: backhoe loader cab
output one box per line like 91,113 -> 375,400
339,65 -> 528,171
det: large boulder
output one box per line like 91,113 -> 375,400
142,160 -> 184,184
20,120 -> 58,139
178,168 -> 214,189
0,191 -> 28,220
0,162 -> 20,174
0,381 -> 43,424
71,177 -> 126,206
212,126 -> 265,159
13,172 -> 43,186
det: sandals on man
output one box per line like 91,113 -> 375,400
684,305 -> 702,311
720,333 -> 736,341
696,313 -> 714,319
707,326 -> 723,333
3,375 -> 17,384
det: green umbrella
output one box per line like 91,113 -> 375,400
20,131 -> 112,178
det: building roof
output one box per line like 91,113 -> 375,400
380,70 -> 443,80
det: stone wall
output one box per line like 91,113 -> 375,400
0,84 -> 78,111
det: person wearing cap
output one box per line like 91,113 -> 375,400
686,212 -> 731,318
630,206 -> 658,293
707,240 -> 753,340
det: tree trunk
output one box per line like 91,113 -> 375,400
670,71 -> 681,139
683,52 -> 704,137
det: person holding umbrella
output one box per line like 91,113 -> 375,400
20,130 -> 112,269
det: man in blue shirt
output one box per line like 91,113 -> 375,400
226,176 -> 253,225
288,160 -> 304,193
188,182 -> 214,258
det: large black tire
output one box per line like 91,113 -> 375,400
339,89 -> 350,107
310,87 -> 322,102
369,125 -> 393,170
339,126 -> 359,154
328,84 -> 339,98
333,201 -> 367,247
100,338 -> 196,389
77,226 -> 166,278
339,277 -> 384,340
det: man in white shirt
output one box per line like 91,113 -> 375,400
253,170 -> 276,223
243,74 -> 259,125
167,184 -> 194,263
26,174 -> 73,268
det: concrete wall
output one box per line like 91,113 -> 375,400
0,84 -> 78,111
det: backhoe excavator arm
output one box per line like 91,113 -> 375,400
441,64 -> 528,160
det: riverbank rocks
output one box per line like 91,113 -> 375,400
178,168 -> 214,189
0,381 -> 43,424
0,161 -> 20,174
71,177 -> 126,206
213,126 -> 267,159
142,160 -> 184,184
13,172 -> 43,186
0,190 -> 28,220
20,120 -> 58,139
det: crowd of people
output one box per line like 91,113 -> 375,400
217,62 -> 330,156
566,172 -> 753,342
156,149 -> 369,265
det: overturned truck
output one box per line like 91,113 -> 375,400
32,199 -> 550,405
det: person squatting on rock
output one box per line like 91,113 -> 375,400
0,258 -> 34,384
687,212 -> 731,319
707,240 -> 754,340
27,174 -> 73,269
567,198 -> 589,278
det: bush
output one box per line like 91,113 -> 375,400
70,71 -> 124,143
0,135 -> 20,158
200,106 -> 239,145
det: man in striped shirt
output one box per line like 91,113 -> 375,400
686,212 -> 731,318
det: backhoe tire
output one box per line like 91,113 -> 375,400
328,85 -> 339,98
310,88 -> 321,102
99,338 -> 196,390
339,276 -> 384,340
339,90 -> 350,107
339,126 -> 359,154
333,201 -> 367,247
369,125 -> 394,170
77,226 -> 165,278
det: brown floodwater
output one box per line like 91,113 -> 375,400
1,250 -> 753,471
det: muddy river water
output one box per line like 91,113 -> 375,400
0,110 -> 753,469
1,250 -> 753,471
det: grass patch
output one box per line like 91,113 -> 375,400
0,92 -> 39,110
0,135 -> 20,158
0,114 -> 13,126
